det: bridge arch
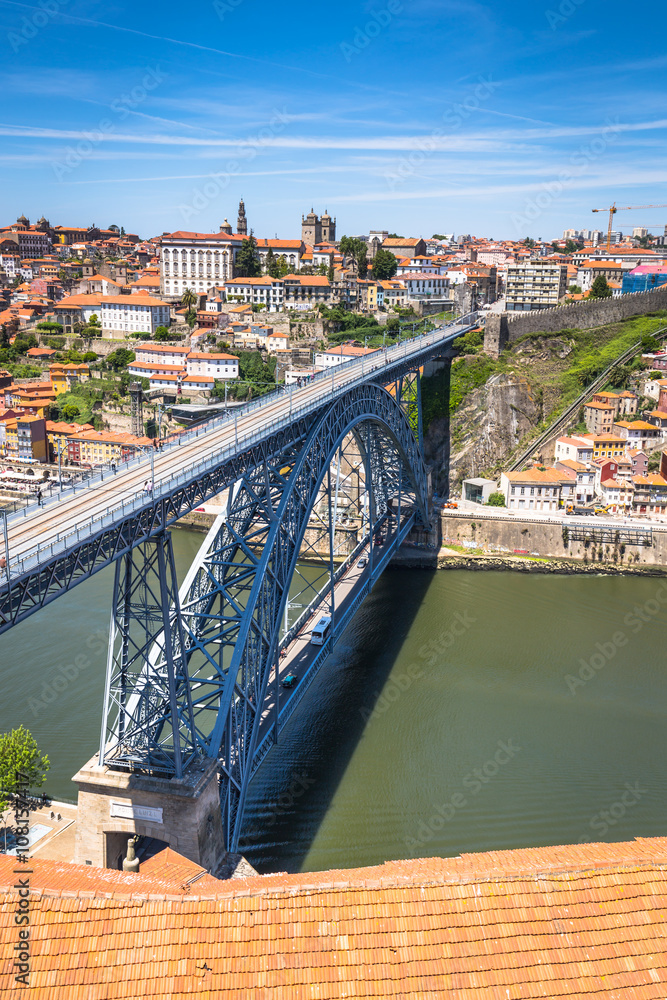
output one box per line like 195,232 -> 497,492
204,381 -> 429,846
98,382 -> 427,850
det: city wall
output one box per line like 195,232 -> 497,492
484,285 -> 667,357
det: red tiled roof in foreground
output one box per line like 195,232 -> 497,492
2,838 -> 667,997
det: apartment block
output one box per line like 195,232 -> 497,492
504,261 -> 567,311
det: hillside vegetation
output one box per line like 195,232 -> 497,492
421,311 -> 667,490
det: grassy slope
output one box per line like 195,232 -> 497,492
422,311 -> 667,437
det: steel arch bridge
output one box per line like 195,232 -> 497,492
100,379 -> 429,850
0,313 -> 477,853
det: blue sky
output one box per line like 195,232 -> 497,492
1,0 -> 666,241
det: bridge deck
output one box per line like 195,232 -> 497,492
1,317 -> 473,586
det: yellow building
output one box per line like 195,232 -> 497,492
3,418 -> 18,459
68,429 -> 153,466
49,363 -> 90,396
46,420 -> 93,463
13,393 -> 54,419
592,435 -> 626,459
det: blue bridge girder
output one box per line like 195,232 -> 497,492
99,380 -> 430,850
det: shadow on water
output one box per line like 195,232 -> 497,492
239,567 -> 435,874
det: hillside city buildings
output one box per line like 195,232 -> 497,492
4,204 -> 667,501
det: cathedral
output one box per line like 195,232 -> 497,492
301,209 -> 336,246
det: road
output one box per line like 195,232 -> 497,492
441,506 -> 664,532
252,511 -> 408,758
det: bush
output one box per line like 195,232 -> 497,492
485,491 -> 505,507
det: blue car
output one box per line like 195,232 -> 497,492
282,673 -> 297,689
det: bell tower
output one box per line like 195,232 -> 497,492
237,199 -> 248,236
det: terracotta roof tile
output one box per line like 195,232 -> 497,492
2,838 -> 667,996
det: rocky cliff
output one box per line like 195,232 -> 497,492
424,370 -> 541,492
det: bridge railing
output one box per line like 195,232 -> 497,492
3,316 -> 477,579
9,314 -> 475,527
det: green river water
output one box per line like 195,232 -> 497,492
0,528 -> 665,873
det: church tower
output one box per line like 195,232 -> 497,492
320,210 -> 336,244
301,209 -> 322,246
237,199 -> 248,236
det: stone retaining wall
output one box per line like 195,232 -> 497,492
438,512 -> 667,567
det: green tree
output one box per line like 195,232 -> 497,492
235,232 -> 262,278
339,235 -> 368,278
563,239 -> 580,254
0,726 -> 49,813
83,314 -> 102,337
105,347 -> 135,370
590,275 -> 612,299
275,254 -> 290,277
485,491 -> 506,507
372,249 -> 398,280
264,248 -> 278,277
61,401 -> 81,420
153,326 -> 173,342
641,333 -> 661,352
82,351 -> 98,362
185,308 -> 197,329
181,287 -> 197,309
36,321 -> 63,334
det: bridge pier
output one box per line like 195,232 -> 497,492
72,755 -> 225,872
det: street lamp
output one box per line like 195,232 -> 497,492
1,508 -> 9,581
57,439 -> 63,499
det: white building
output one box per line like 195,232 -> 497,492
224,277 -> 284,310
500,468 -> 565,511
255,239 -> 303,271
267,331 -> 289,352
314,345 -> 379,369
396,256 -> 444,275
128,361 -> 186,380
185,352 -> 239,380
183,374 -> 215,392
505,262 -> 567,311
160,229 -> 245,299
554,436 -> 594,464
134,343 -> 190,366
377,280 -> 408,306
98,295 -> 170,336
399,273 -> 449,298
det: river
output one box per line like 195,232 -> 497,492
1,528 -> 665,874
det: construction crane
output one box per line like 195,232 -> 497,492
592,203 -> 667,250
